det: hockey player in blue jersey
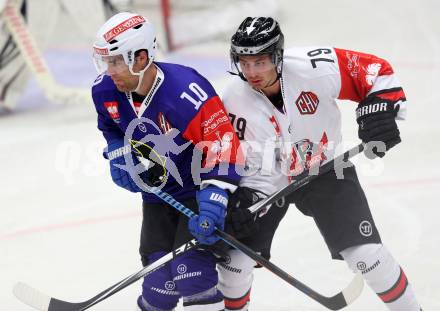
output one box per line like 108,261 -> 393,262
91,12 -> 243,310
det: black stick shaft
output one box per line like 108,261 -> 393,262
249,143 -> 364,214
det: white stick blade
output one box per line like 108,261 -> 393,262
342,272 -> 364,305
46,86 -> 92,105
13,282 -> 51,311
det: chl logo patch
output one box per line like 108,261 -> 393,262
295,91 -> 319,115
359,220 -> 373,237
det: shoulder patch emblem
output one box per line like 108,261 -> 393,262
104,101 -> 121,123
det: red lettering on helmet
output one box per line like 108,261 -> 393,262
103,15 -> 145,42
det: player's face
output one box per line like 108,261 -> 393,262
104,55 -> 139,92
238,55 -> 277,89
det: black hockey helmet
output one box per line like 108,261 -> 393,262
230,17 -> 284,80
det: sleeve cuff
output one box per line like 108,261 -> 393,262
200,179 -> 238,193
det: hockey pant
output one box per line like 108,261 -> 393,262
341,243 -> 421,311
217,249 -> 255,311
138,249 -> 224,311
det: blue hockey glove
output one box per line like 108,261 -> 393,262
188,186 -> 228,245
104,139 -> 142,193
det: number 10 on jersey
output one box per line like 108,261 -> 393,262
180,82 -> 208,110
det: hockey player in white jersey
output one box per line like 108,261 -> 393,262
218,17 -> 422,310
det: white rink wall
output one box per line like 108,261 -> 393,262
1,0 -> 439,310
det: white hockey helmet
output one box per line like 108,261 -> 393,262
92,12 -> 157,76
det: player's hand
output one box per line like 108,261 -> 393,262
225,187 -> 261,239
188,186 -> 228,245
356,96 -> 401,158
226,208 -> 257,239
104,139 -> 142,193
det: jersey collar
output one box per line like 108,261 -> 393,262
125,64 -> 164,117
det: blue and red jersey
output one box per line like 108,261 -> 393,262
92,62 -> 242,203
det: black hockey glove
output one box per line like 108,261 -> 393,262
356,96 -> 401,158
131,140 -> 167,187
195,243 -> 231,263
225,187 -> 263,239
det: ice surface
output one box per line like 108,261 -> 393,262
1,0 -> 439,310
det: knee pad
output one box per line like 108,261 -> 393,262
141,252 -> 180,310
217,249 -> 255,311
341,244 -> 421,309
170,249 -> 219,297
340,243 -> 400,291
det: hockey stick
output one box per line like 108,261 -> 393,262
248,143 -> 365,214
2,0 -> 90,106
136,186 -> 364,310
13,239 -> 199,311
130,142 -> 364,309
13,144 -> 365,310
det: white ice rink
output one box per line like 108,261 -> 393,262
1,0 -> 440,310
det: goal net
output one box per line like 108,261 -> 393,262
132,0 -> 280,51
0,0 -> 279,113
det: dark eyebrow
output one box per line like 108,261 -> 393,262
254,56 -> 268,62
239,56 -> 268,63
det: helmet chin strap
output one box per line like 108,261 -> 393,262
263,72 -> 280,89
261,60 -> 283,89
129,58 -> 154,93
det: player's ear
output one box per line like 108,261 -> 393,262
135,49 -> 149,67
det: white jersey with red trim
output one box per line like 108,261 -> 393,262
222,46 -> 407,195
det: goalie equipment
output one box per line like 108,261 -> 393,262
2,0 -> 90,107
